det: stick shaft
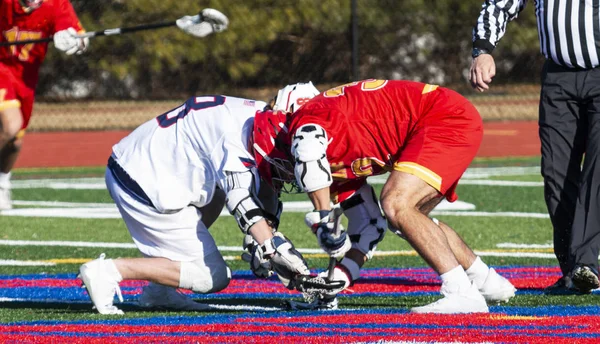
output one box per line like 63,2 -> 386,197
0,20 -> 176,46
326,207 -> 343,280
326,257 -> 337,280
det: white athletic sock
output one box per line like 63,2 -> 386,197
105,259 -> 123,282
465,256 -> 490,289
440,265 -> 471,294
0,172 -> 11,189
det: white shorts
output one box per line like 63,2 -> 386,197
105,167 -> 219,262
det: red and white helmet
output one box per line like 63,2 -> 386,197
251,110 -> 300,193
19,0 -> 42,12
272,82 -> 320,114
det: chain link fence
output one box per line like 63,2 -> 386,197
27,0 -> 543,131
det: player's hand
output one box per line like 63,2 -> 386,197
53,28 -> 89,55
469,54 -> 496,92
241,234 -> 273,279
263,232 -> 310,289
305,210 -> 351,259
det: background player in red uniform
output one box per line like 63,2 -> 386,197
0,0 -> 88,209
253,79 -> 516,313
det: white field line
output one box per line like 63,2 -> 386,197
429,211 -> 549,218
0,199 -> 477,218
12,200 -> 111,208
13,177 -> 544,188
497,243 -> 553,249
0,199 -> 552,219
11,166 -> 542,190
0,259 -> 54,266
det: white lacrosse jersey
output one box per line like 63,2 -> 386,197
112,96 -> 267,213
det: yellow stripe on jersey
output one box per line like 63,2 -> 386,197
0,99 -> 21,111
393,161 -> 442,191
422,84 -> 439,94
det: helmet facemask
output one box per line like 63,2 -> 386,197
19,0 -> 42,12
252,111 -> 302,194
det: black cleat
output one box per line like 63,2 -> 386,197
571,265 -> 600,294
543,276 -> 583,295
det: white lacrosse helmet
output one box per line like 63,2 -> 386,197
272,82 -> 320,113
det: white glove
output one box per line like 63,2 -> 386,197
53,28 -> 89,55
200,8 -> 229,32
263,232 -> 310,289
176,8 -> 229,38
305,209 -> 351,259
241,234 -> 273,279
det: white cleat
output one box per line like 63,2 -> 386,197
479,268 -> 517,303
0,187 -> 12,210
138,282 -> 210,311
79,253 -> 124,315
411,281 -> 489,314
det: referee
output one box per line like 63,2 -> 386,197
470,0 -> 600,294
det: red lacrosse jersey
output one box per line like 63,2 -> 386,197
0,0 -> 84,128
288,79 -> 483,203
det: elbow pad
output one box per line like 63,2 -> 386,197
225,171 -> 265,234
291,124 -> 332,192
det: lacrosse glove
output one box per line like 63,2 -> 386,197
242,232 -> 310,289
305,209 -> 351,259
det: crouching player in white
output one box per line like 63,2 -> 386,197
78,95 -> 310,315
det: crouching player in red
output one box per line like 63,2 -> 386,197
0,0 -> 88,209
254,80 -> 516,313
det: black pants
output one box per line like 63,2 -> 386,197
539,60 -> 600,275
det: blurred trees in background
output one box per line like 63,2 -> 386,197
36,0 -> 542,100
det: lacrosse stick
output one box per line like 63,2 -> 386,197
289,206 -> 346,310
0,8 -> 228,46
325,207 -> 344,281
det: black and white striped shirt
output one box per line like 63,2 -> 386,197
473,0 -> 600,69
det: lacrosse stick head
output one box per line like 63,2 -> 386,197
19,0 -> 42,13
251,110 -> 300,194
176,8 -> 229,38
267,82 -> 320,114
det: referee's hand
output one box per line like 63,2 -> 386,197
470,54 -> 496,92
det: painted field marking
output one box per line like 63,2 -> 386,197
0,237 -> 558,266
0,199 -> 480,219
497,243 -> 553,249
0,199 -> 552,219
10,166 -> 542,190
0,259 -> 55,266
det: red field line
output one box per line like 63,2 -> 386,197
15,121 -> 540,168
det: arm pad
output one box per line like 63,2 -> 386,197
225,170 -> 266,234
291,124 -> 332,192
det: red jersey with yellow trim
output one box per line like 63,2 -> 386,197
288,79 -> 482,202
0,0 -> 84,90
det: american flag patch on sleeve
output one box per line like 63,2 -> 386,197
243,100 -> 255,106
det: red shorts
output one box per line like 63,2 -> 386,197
0,64 -> 35,129
394,92 -> 483,202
